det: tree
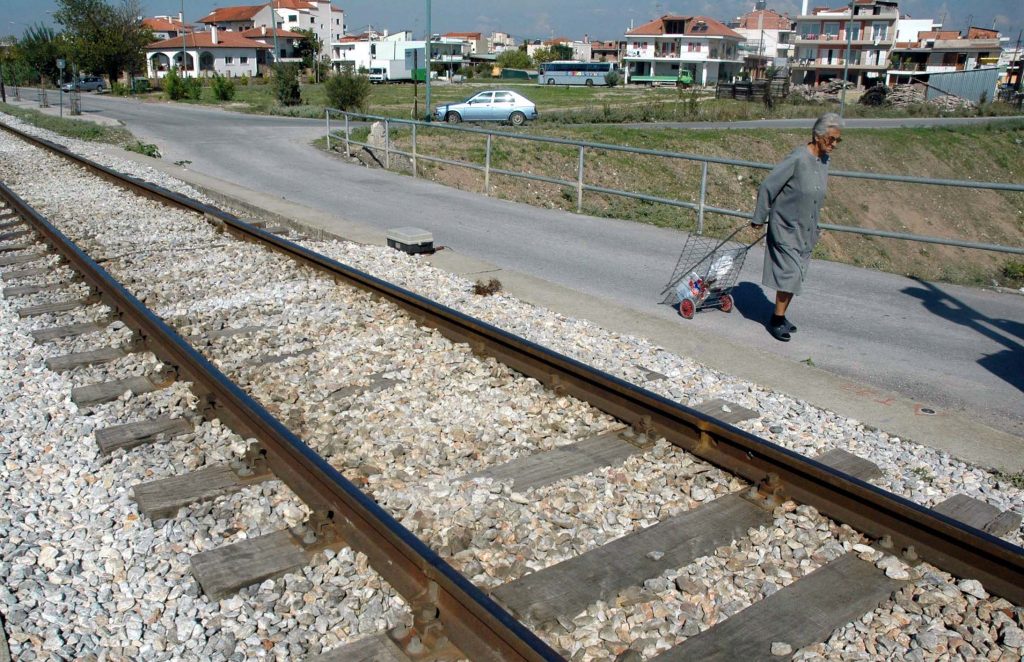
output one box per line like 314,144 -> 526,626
293,28 -> 325,81
551,44 -> 573,61
16,25 -> 66,86
496,49 -> 531,70
323,68 -> 371,111
53,0 -> 152,83
497,49 -> 536,70
530,47 -> 556,64
272,63 -> 301,105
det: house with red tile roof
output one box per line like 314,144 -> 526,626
197,1 -> 344,61
142,16 -> 192,41
622,15 -> 744,85
144,27 -> 271,78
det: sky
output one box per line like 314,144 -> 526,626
3,0 -> 1021,44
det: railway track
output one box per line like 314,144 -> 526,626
0,116 -> 1022,660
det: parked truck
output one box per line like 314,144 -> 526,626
368,59 -> 413,83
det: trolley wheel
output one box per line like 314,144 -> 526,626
719,293 -> 734,313
678,298 -> 696,319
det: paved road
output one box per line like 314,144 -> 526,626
15,92 -> 1024,437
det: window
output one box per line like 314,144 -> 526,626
280,49 -> 286,58
688,42 -> 700,52
872,22 -> 889,41
823,22 -> 840,38
288,14 -> 297,21
240,56 -> 248,64
225,56 -> 234,64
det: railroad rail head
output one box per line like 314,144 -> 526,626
1,118 -> 1021,646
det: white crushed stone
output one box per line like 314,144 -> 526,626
1,110 -> 1021,660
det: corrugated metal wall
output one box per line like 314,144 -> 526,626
925,67 -> 1002,104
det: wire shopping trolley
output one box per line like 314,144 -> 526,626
660,226 -> 765,319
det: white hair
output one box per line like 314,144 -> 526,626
812,113 -> 844,138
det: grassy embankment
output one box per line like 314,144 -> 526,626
324,119 -> 1024,288
132,78 -> 1024,123
0,103 -> 160,157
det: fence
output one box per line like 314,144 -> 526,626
326,109 -> 1024,256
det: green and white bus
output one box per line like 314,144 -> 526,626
537,61 -> 617,86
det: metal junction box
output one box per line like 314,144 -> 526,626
386,227 -> 434,254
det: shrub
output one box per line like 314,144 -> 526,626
604,71 -> 621,88
238,74 -> 250,86
210,73 -> 236,101
183,76 -> 203,100
323,68 -> 371,111
272,63 -> 302,106
1002,260 -> 1024,286
125,141 -> 161,158
163,67 -> 185,100
110,81 -> 130,96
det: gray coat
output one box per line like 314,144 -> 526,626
751,145 -> 830,295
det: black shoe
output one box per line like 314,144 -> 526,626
768,321 -> 791,342
783,318 -> 797,333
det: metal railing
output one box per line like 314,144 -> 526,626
326,109 -> 1024,256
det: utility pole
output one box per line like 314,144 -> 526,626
425,0 -> 432,121
181,0 -> 188,76
272,0 -> 280,66
839,0 -> 854,115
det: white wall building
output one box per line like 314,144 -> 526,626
733,8 -> 794,61
197,1 -> 344,63
623,15 -> 744,85
145,27 -> 271,78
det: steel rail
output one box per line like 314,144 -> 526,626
2,121 -> 1022,609
0,175 -> 560,660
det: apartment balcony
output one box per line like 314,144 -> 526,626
795,34 -> 894,45
792,58 -> 888,69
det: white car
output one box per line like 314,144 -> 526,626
433,90 -> 538,126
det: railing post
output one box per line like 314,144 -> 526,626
412,123 -> 418,178
384,119 -> 391,170
576,145 -> 586,213
484,133 -> 492,196
697,160 -> 708,235
344,114 -> 350,158
325,109 -> 331,152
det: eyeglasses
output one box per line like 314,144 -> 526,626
821,135 -> 842,145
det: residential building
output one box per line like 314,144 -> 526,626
331,31 -> 425,77
791,0 -> 899,86
591,40 -> 624,64
487,32 -> 516,54
197,1 -> 344,61
733,7 -> 794,62
887,26 -> 1005,86
622,15 -> 744,85
526,37 -> 572,58
443,32 -> 487,55
143,16 -> 191,40
145,27 -> 271,78
239,26 -> 307,60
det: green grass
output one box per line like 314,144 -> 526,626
145,76 -> 1024,124
0,102 -> 134,145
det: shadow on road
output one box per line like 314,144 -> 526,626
732,281 -> 773,326
903,279 -> 1024,393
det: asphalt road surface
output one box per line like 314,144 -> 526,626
20,92 -> 1024,437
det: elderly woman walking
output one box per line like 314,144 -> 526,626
751,112 -> 843,342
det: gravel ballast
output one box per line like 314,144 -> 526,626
1,112 -> 1022,660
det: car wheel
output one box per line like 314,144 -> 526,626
547,78 -> 555,85
585,79 -> 594,87
509,111 -> 526,126
445,111 -> 462,124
